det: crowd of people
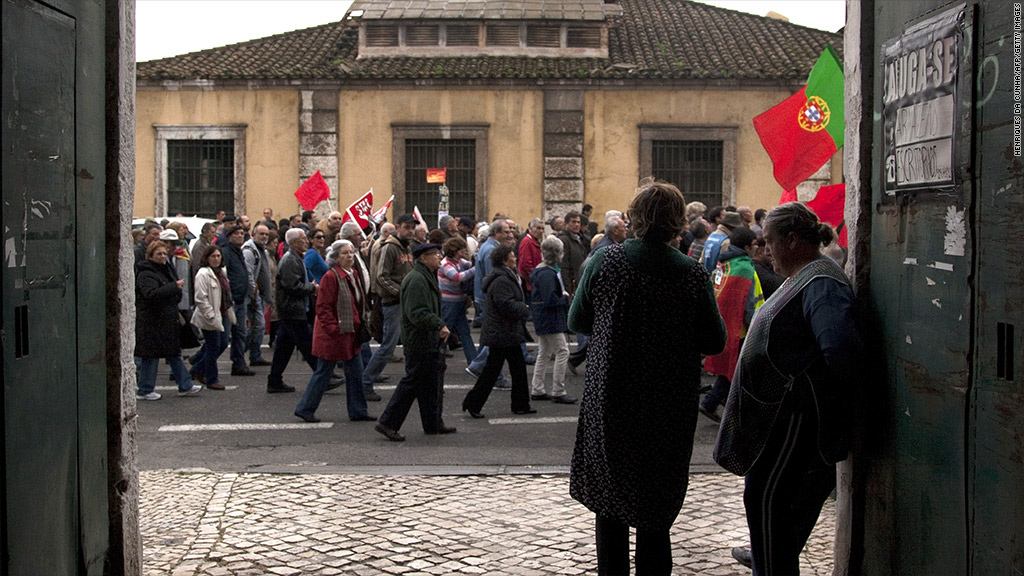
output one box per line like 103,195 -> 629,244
132,186 -> 858,576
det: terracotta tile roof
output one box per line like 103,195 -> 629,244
352,0 -> 609,21
137,0 -> 842,83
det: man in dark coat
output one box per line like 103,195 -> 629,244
555,211 -> 587,298
267,228 -> 319,393
221,225 -> 254,376
375,243 -> 453,441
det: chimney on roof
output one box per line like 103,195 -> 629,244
765,11 -> 790,23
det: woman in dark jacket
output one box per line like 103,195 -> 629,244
461,244 -> 534,417
529,236 -> 575,404
135,240 -> 202,400
568,178 -> 726,575
714,202 -> 862,576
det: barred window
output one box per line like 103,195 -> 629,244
404,139 -> 476,226
166,140 -> 235,217
639,126 -> 736,209
393,125 -> 488,223
650,140 -> 723,210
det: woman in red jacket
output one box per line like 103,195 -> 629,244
294,239 -> 376,423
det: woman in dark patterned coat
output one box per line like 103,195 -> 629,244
568,178 -> 726,575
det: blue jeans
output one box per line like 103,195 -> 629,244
362,302 -> 401,391
361,341 -> 373,365
701,375 -> 731,411
137,355 -> 192,394
230,297 -> 249,370
195,329 -> 228,385
296,356 -> 371,420
441,300 -> 477,365
247,295 -> 266,363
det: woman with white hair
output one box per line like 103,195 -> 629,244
529,236 -> 576,404
294,239 -> 376,423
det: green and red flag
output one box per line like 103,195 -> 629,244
754,46 -> 844,191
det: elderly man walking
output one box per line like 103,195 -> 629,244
243,223 -> 273,367
375,243 -> 454,441
267,228 -> 319,393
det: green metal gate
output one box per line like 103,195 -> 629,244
2,0 -> 114,573
859,0 -> 1023,573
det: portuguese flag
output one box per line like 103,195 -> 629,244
754,46 -> 844,191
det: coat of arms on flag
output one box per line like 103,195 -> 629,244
754,46 -> 845,191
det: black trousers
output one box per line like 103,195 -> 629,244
268,318 -> 316,387
595,515 -> 671,576
744,412 -> 836,576
378,351 -> 443,433
462,344 -> 530,413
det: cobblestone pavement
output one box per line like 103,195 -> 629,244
140,469 -> 835,575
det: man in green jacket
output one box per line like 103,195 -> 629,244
375,243 -> 455,441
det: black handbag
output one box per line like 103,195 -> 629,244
178,310 -> 202,349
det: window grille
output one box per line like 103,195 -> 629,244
366,24 -> 399,47
486,23 -> 521,46
527,25 -> 561,48
405,24 -> 440,46
404,139 -> 476,225
650,140 -> 723,209
445,24 -> 479,46
166,140 -> 234,217
567,26 -> 601,48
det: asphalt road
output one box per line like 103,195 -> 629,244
137,338 -> 724,473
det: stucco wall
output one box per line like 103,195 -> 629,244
584,89 -> 843,216
134,86 -> 844,225
134,90 -> 299,220
338,89 -> 543,223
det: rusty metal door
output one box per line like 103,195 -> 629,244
1,0 -> 79,572
967,0 -> 1024,572
862,1 -> 1023,574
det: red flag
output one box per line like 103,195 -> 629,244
806,183 -> 847,248
779,188 -> 798,205
753,47 -> 844,191
371,195 -> 395,223
341,188 -> 374,230
426,168 -> 447,184
294,171 -> 330,210
754,87 -> 840,191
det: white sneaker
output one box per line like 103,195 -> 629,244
177,384 -> 203,397
137,392 -> 162,401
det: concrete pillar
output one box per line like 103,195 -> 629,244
108,0 -> 142,573
542,90 -> 585,225
837,1 -> 874,575
299,90 -> 340,219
